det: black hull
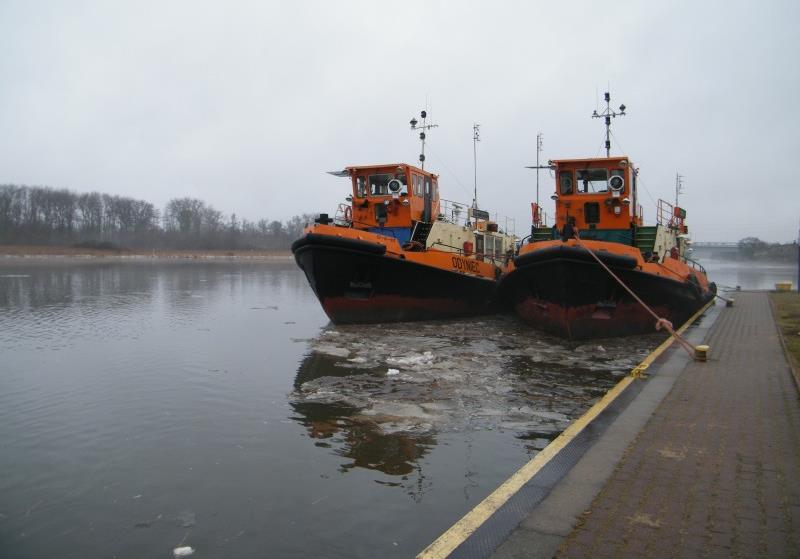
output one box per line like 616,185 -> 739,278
292,234 -> 498,324
500,253 -> 715,340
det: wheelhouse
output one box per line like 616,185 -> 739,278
551,156 -> 641,233
335,163 -> 439,244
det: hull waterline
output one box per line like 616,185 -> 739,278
501,255 -> 715,340
293,234 -> 498,324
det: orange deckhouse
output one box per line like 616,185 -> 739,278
292,112 -> 517,324
551,156 -> 641,234
500,94 -> 715,339
341,163 -> 439,239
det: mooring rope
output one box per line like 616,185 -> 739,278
572,235 -> 699,359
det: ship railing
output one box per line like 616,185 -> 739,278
333,203 -> 352,226
438,199 -> 517,236
437,199 -> 470,226
683,256 -> 706,275
332,204 -> 403,239
657,199 -> 685,230
656,199 -> 673,226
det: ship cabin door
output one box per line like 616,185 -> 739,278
422,176 -> 433,223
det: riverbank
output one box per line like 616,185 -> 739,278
771,291 -> 800,385
0,245 -> 292,262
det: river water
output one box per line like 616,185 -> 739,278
696,256 -> 797,291
0,256 -> 792,558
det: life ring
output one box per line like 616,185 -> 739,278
344,206 -> 352,222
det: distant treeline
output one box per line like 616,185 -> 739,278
737,237 -> 798,262
0,184 -> 315,250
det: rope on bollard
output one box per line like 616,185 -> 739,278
572,235 -> 701,361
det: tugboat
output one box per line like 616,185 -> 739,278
292,111 -> 517,324
500,94 -> 716,339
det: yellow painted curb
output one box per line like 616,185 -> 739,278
416,299 -> 716,559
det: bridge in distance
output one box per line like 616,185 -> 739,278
690,241 -> 739,256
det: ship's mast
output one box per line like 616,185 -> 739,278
472,123 -> 480,208
409,109 -> 438,170
535,132 -> 543,206
524,131 -> 549,226
591,91 -> 626,157
675,173 -> 684,208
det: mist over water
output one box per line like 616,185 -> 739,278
692,252 -> 798,291
0,259 -> 722,557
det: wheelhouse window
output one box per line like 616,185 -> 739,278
369,174 -> 393,196
370,173 -> 407,196
576,169 -> 608,193
432,178 -> 438,199
413,174 -> 423,197
559,171 -> 573,195
355,176 -> 366,198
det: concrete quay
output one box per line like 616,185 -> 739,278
551,291 -> 800,558
421,292 -> 800,559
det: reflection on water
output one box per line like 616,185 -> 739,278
696,256 -> 797,291
289,316 -> 664,490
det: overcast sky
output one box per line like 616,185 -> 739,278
1,0 -> 798,242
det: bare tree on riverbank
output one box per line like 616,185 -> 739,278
738,237 -> 798,262
0,184 -> 314,250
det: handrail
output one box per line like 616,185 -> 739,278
683,256 -> 706,275
439,198 -> 517,236
657,198 -> 685,230
516,234 -> 532,253
438,199 -> 470,226
429,241 -> 465,254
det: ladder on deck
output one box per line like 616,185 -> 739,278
411,221 -> 433,245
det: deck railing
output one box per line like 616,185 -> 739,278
438,199 -> 516,236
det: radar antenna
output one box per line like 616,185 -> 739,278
409,109 -> 438,170
591,91 -> 626,157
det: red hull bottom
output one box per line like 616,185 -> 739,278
322,294 -> 486,324
515,297 -> 676,340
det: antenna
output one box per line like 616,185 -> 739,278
409,109 -> 438,170
675,173 -> 684,208
524,131 -> 550,227
472,123 -> 480,208
536,132 -> 543,206
591,91 -> 626,157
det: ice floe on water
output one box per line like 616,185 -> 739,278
289,315 -> 665,457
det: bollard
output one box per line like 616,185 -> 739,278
631,364 -> 649,378
694,345 -> 710,362
726,298 -> 734,307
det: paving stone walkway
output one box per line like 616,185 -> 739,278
556,292 -> 800,558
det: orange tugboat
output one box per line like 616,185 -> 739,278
292,112 -> 517,323
500,95 -> 716,339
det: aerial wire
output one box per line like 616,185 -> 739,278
424,141 -> 473,200
609,128 -> 658,210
